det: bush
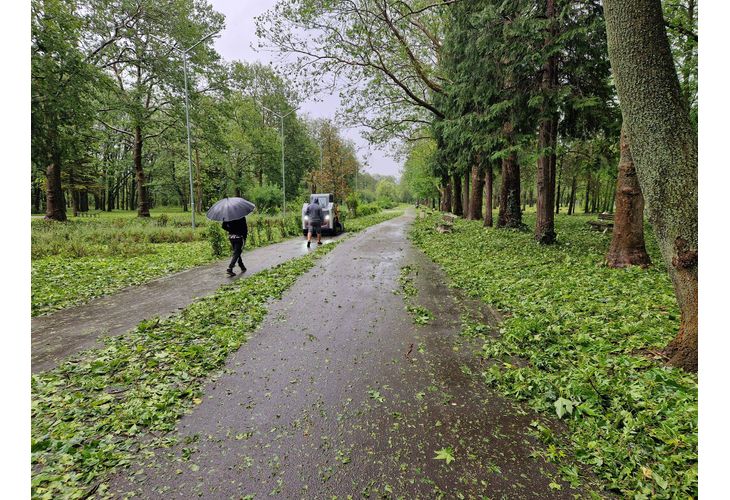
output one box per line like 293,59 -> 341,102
346,192 -> 360,217
357,203 -> 380,217
376,198 -> 397,209
206,222 -> 227,257
247,183 -> 283,213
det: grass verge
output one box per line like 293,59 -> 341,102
31,209 -> 403,316
409,212 -> 697,498
31,242 -> 338,499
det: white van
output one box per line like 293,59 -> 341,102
301,193 -> 343,236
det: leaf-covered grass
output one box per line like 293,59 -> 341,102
31,243 -> 339,500
409,212 -> 697,499
31,242 -> 214,316
344,206 -> 405,232
31,208 -> 402,316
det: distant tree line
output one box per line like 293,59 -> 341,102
31,0 -> 373,221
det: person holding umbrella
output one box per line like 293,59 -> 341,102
206,197 -> 256,277
222,216 -> 247,276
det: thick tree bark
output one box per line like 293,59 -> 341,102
484,161 -> 493,227
44,142 -> 66,221
606,127 -> 651,268
468,162 -> 484,221
133,125 -> 151,217
452,173 -> 463,216
604,0 -> 698,372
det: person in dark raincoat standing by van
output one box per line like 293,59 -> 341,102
305,198 -> 323,248
222,216 -> 248,276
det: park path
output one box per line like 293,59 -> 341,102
31,234 -> 342,373
108,210 -> 585,499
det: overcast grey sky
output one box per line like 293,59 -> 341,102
209,0 -> 401,179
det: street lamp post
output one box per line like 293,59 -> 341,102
180,31 -> 220,228
260,105 -> 298,220
152,30 -> 221,228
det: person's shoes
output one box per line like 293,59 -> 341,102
239,264 -> 247,273
307,241 -> 311,248
226,268 -> 236,277
317,241 -> 322,245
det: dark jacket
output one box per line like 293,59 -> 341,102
222,217 -> 248,238
306,203 -> 323,223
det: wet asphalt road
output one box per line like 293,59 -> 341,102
108,211 -> 585,499
31,235 -> 341,373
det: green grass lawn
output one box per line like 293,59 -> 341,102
410,211 -> 697,499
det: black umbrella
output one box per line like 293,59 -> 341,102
206,197 -> 256,222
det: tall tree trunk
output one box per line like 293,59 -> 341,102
452,173 -> 463,216
134,125 -> 150,217
44,137 -> 66,221
583,175 -> 590,214
80,191 -> 89,212
568,175 -> 577,215
606,126 -> 651,268
604,0 -> 698,372
439,174 -> 451,212
463,173 -> 470,216
484,161 -> 494,227
468,162 -> 484,221
536,0 -> 558,243
68,166 -> 78,217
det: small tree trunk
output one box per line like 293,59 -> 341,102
468,163 -> 484,221
583,176 -> 591,214
452,173 -> 463,216
44,142 -> 66,221
606,126 -> 651,268
134,125 -> 151,217
484,161 -> 494,227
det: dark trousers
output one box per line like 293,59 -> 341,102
228,237 -> 244,269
